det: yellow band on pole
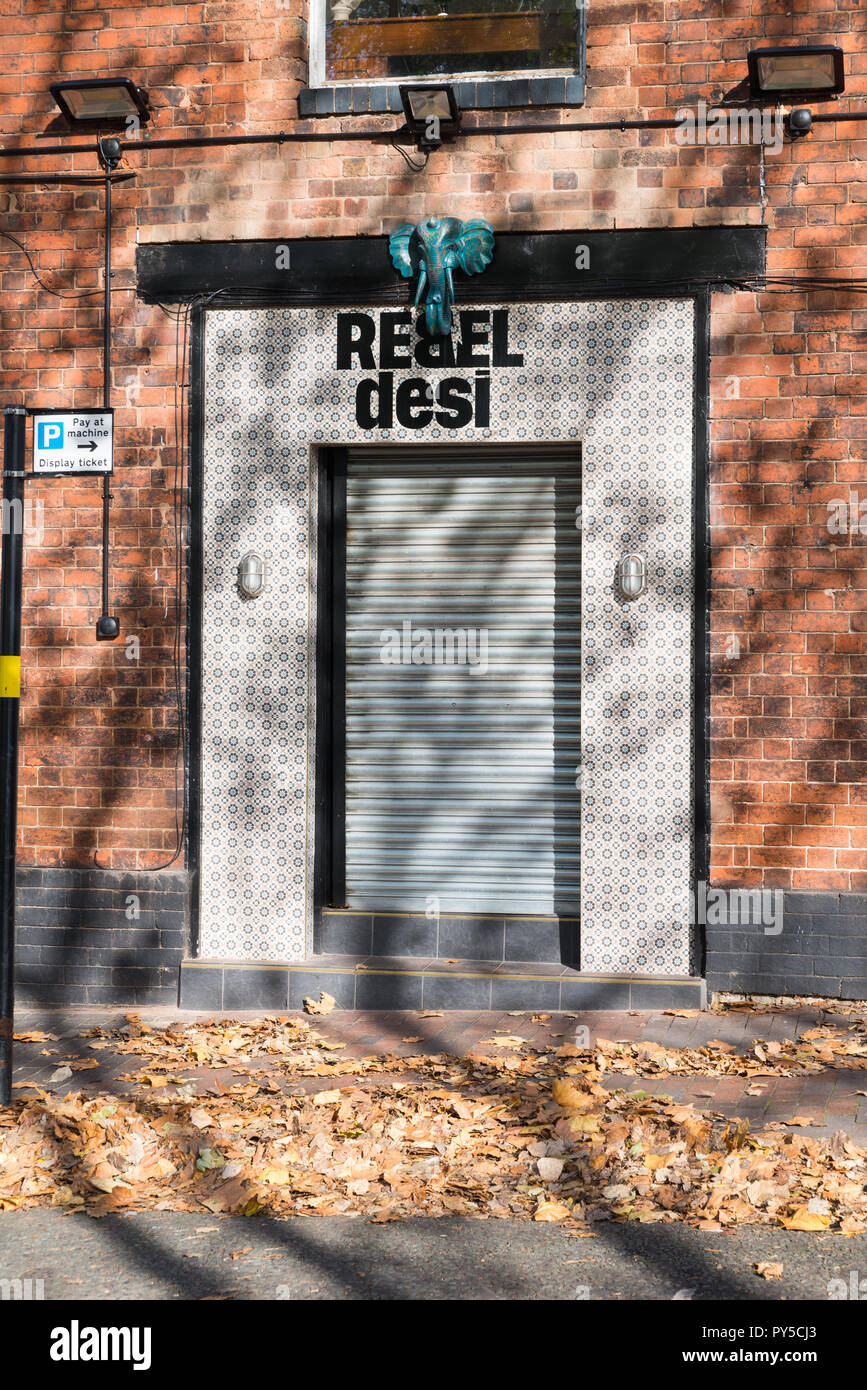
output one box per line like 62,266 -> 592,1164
0,656 -> 21,699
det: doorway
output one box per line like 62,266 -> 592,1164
317,444 -> 581,945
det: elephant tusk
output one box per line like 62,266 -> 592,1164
444,264 -> 455,330
414,264 -> 427,307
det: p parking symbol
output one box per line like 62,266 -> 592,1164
37,421 -> 63,450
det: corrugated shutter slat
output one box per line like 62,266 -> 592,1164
344,448 -> 580,915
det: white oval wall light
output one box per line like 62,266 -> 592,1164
618,553 -> 646,600
238,552 -> 266,599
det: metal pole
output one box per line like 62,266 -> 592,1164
0,103 -> 860,161
0,405 -> 26,1105
96,147 -> 118,641
101,167 -> 110,614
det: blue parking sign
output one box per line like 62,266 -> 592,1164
37,421 -> 64,450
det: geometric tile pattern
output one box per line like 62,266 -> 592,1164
202,299 -> 695,971
575,300 -> 695,973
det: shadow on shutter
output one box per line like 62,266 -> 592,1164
343,445 -> 581,916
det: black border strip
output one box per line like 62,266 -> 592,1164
187,306 -> 205,959
315,447 -> 347,914
693,289 -> 711,977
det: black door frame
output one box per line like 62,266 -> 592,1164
314,442 -> 585,942
315,446 -> 347,916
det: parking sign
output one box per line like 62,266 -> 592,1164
31,411 -> 114,475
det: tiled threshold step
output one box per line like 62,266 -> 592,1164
179,957 -> 707,1012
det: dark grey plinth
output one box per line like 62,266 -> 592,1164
14,867 -> 188,1005
705,890 -> 867,1001
179,955 -> 707,1011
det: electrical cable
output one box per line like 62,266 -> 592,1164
139,273 -> 867,308
9,102 -> 867,884
390,140 -> 430,172
2,98 -> 867,163
0,227 -> 103,299
0,172 -> 136,185
0,166 -> 189,872
92,293 -> 194,872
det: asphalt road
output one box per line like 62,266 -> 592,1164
0,1210 -> 864,1301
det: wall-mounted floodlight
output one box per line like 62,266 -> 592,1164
49,78 -> 150,126
399,84 -> 460,154
747,45 -> 845,100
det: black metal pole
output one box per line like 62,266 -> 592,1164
0,405 -> 26,1105
0,102 -> 862,162
101,167 -> 110,613
96,145 -> 118,641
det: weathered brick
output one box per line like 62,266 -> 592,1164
1,2 -> 866,1000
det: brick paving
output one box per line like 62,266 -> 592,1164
9,1002 -> 867,1141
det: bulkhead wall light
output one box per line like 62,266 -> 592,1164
618,554 -> 646,600
238,553 -> 266,599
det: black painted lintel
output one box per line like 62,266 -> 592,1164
137,225 -> 767,306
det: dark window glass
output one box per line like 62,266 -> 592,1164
326,0 -> 579,81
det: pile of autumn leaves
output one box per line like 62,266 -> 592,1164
0,1012 -> 866,1232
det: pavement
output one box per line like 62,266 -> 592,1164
0,1208 -> 865,1301
9,1000 -> 867,1140
4,1001 -> 867,1304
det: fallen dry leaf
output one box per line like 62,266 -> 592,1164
537,1157 -> 565,1182
782,1205 -> 831,1232
303,992 -> 336,1016
552,1078 -> 598,1112
0,1008 -> 863,1235
261,1166 -> 293,1186
534,1200 -> 572,1222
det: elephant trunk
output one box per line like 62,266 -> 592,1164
425,274 -> 453,337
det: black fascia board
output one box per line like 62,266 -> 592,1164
137,225 -> 767,306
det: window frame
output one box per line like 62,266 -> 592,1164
302,0 -> 587,116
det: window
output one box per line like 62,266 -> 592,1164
304,0 -> 586,113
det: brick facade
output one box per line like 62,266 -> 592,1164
2,1 -> 867,1002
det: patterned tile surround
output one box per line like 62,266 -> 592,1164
201,299 -> 695,973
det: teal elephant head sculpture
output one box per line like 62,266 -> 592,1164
389,216 -> 495,336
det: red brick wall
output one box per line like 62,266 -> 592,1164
0,0 -> 865,889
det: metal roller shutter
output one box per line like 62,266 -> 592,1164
344,446 -> 580,916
